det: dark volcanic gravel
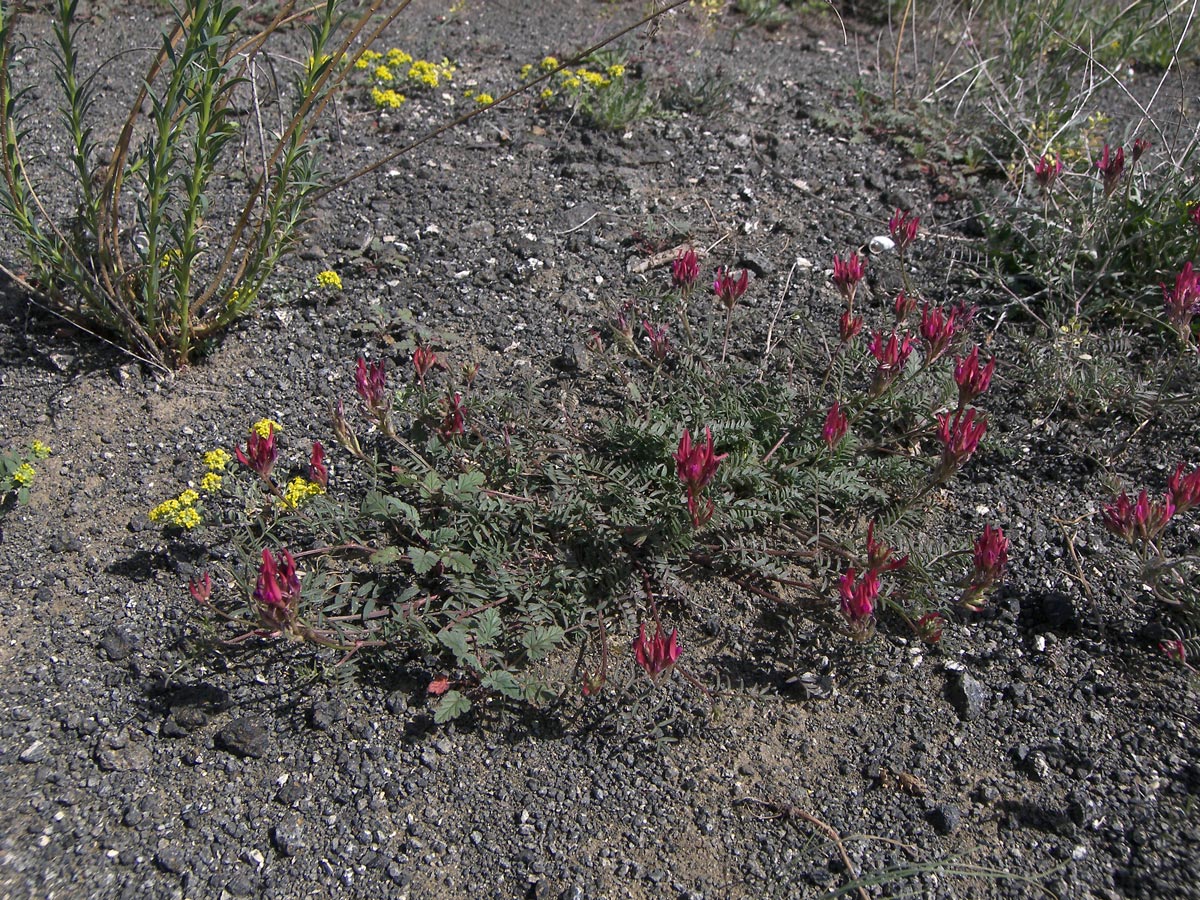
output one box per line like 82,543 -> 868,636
2,1 -> 1199,898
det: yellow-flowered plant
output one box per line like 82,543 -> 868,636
149,489 -> 202,529
281,476 -> 325,510
158,247 -> 182,271
408,59 -> 441,88
2,440 -> 50,505
474,92 -> 494,105
253,418 -> 284,439
203,448 -> 231,470
355,47 -> 454,112
200,471 -> 223,493
316,270 -> 342,290
371,87 -> 406,109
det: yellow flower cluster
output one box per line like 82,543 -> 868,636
371,87 -> 406,109
200,471 -> 223,493
252,418 -> 284,439
316,270 -> 342,290
149,489 -> 201,529
31,440 -> 51,459
12,462 -> 35,487
464,89 -> 494,105
357,48 -> 453,109
281,476 -> 324,510
407,59 -> 440,88
522,56 -> 624,102
203,448 -> 231,470
158,248 -> 182,271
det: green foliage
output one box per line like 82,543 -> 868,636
0,0 -> 382,367
859,0 -> 1199,325
162,224 -> 1004,722
522,50 -> 657,132
0,440 -> 48,508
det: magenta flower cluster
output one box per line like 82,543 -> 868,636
960,525 -> 1010,611
253,547 -> 301,633
632,622 -> 681,679
674,427 -> 727,527
838,522 -> 907,637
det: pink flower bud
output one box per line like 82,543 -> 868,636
308,441 -> 328,488
954,346 -> 996,406
672,248 -> 700,292
832,252 -> 866,304
713,266 -> 750,310
887,209 -> 919,254
235,425 -> 277,479
822,401 -> 848,450
633,622 -> 681,678
1096,144 -> 1125,196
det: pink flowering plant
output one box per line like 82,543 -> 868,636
165,209 -> 1010,723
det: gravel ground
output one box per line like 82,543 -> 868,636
1,1 -> 1199,898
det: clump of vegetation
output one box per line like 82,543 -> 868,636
520,51 -> 656,131
1,439 -> 50,508
352,45 -> 457,111
154,211 -> 1016,722
0,0 -> 414,367
854,0 -> 1199,324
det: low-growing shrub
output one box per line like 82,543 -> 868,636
157,213 -> 1012,722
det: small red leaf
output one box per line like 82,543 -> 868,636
428,676 -> 450,696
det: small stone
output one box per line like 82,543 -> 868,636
154,847 -> 187,874
173,706 -> 208,732
19,740 -> 47,763
310,699 -> 345,731
226,874 -> 255,896
929,803 -> 962,834
738,251 -> 773,278
557,341 -> 588,373
947,672 -> 986,721
216,718 -> 269,759
272,814 -> 306,857
99,627 -> 135,661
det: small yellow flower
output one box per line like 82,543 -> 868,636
474,92 -> 494,105
12,462 -> 35,486
386,48 -> 412,67
200,472 -> 223,493
540,88 -> 555,101
30,440 -> 51,459
519,63 -> 533,80
606,63 -> 625,79
408,59 -> 440,88
563,76 -> 581,90
203,448 -> 231,471
371,87 -> 406,109
149,497 -> 177,522
281,477 -> 324,510
179,489 -> 200,506
373,64 -> 393,82
579,70 -> 608,89
175,507 -> 201,529
252,418 -> 283,439
316,270 -> 342,290
540,56 -> 558,71
158,248 -> 181,271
